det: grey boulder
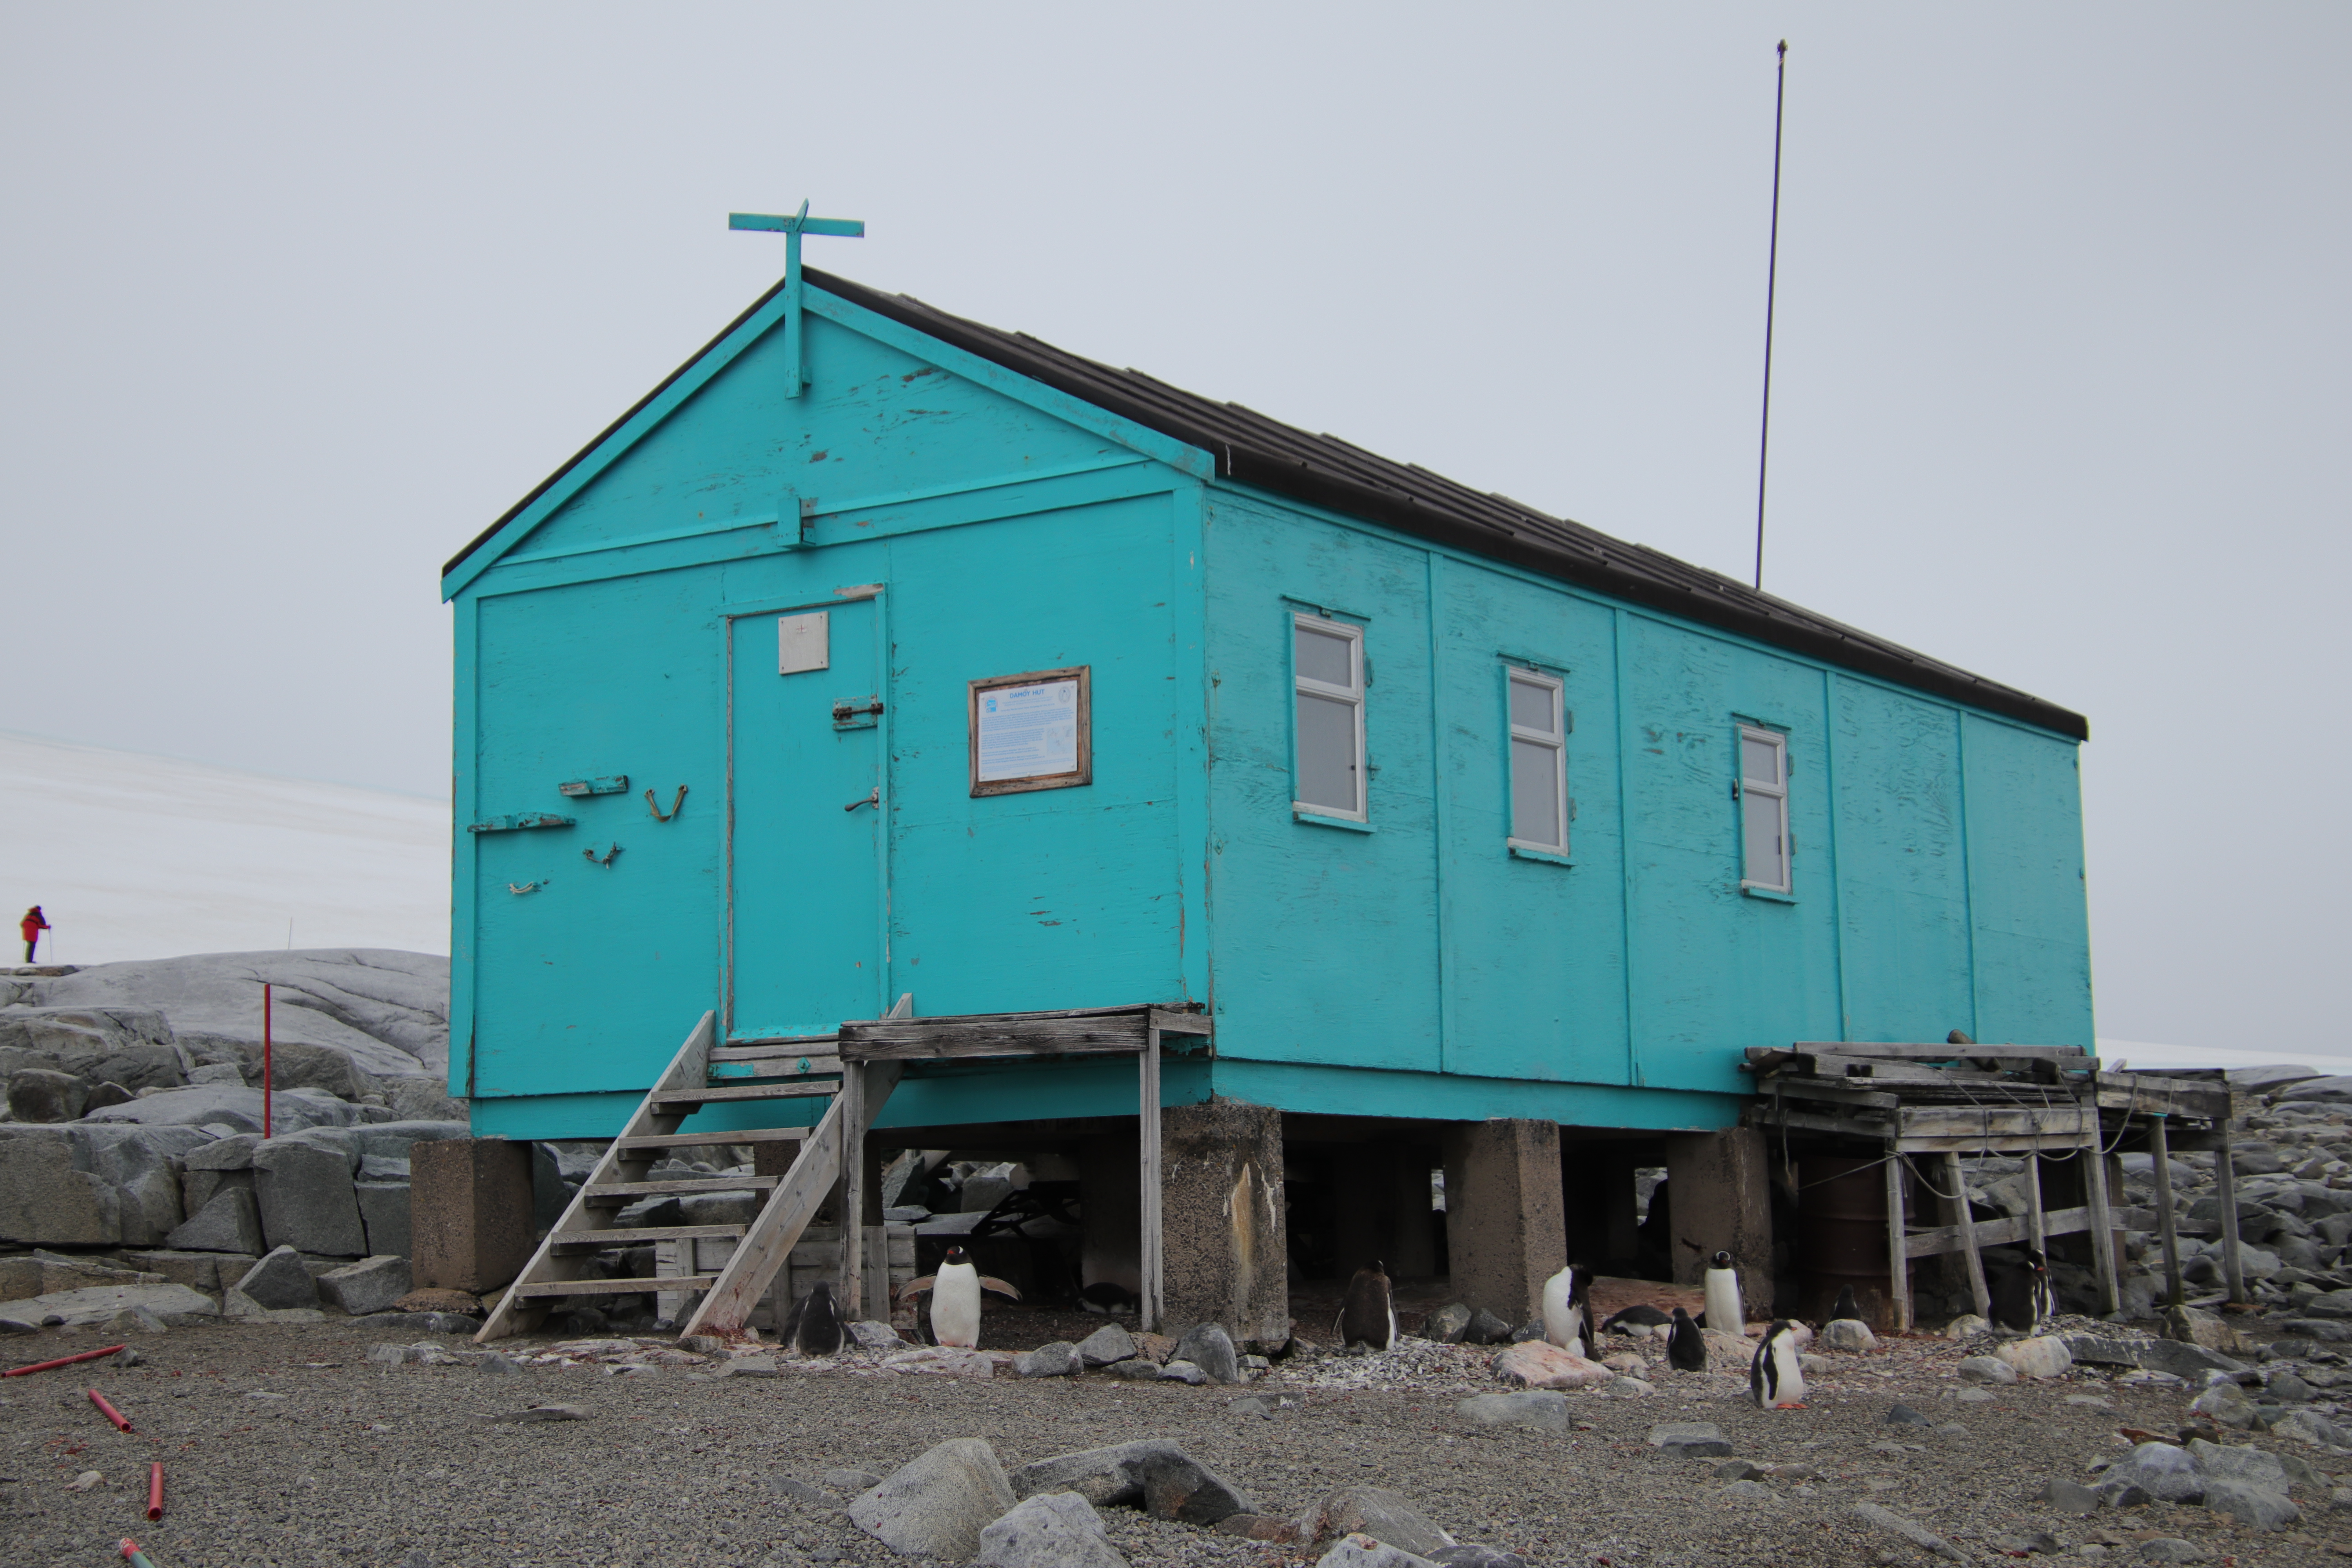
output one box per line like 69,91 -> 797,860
1646,1422 -> 1732,1457
82,1083 -> 358,1137
165,1186 -> 265,1254
848,1438 -> 1018,1559
1317,1539 -> 1441,1568
1422,1304 -> 1472,1344
1171,1321 -> 1241,1383
2199,1478 -> 2298,1531
0,1280 -> 216,1330
253,1140 -> 367,1256
975,1491 -> 1128,1568
1314,1487 -> 1455,1556
1009,1439 -> 1252,1524
318,1255 -> 412,1316
1956,1356 -> 2018,1386
1015,1341 -> 1081,1379
234,1245 -> 321,1311
1074,1323 -> 1138,1367
2101,1443 -> 2205,1504
7,1067 -> 89,1122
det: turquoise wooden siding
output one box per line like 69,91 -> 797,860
448,276 -> 2092,1140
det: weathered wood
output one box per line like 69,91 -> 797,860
2150,1115 -> 2184,1310
550,1223 -> 746,1249
1140,1021 -> 1162,1334
2022,1154 -> 2046,1256
478,1011 -> 715,1344
1904,1203 -> 2094,1260
512,1274 -> 719,1299
2083,1132 -> 2122,1316
1944,1152 -> 1993,1322
1885,1149 -> 1911,1333
1149,1008 -> 1214,1036
683,1059 -> 903,1338
840,1060 -> 868,1319
585,1174 -> 780,1200
1773,1043 -> 2091,1062
614,1127 -> 805,1152
711,1039 -> 841,1060
1898,1105 -> 2095,1140
838,1016 -> 1149,1060
726,1057 -> 846,1080
2215,1120 -> 2248,1305
1798,1055 -> 2024,1085
1744,1077 -> 1903,1110
650,1081 -> 838,1106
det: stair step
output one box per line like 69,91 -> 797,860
510,1275 -> 719,1299
651,1082 -> 836,1107
548,1223 -> 747,1249
613,1127 -> 808,1152
585,1175 -> 781,1200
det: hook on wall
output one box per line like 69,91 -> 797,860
582,844 -> 622,868
645,785 -> 689,822
507,880 -> 548,895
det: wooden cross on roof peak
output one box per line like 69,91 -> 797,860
730,201 -> 865,399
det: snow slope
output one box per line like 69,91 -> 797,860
1,731 -> 447,963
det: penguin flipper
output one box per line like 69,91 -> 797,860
778,1292 -> 808,1345
897,1275 -> 937,1302
977,1277 -> 1022,1300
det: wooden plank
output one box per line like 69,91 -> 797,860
1886,1149 -> 1911,1333
512,1274 -> 717,1299
1748,1078 -> 1903,1111
1945,1152 -> 1993,1322
477,1010 -> 715,1344
1140,1022 -> 1162,1334
2150,1115 -> 2184,1310
550,1224 -> 747,1248
1800,1055 -> 2022,1085
1895,1134 -> 2106,1154
585,1175 -> 780,1200
1898,1105 -> 2094,1139
682,1059 -> 904,1338
1149,1008 -> 1214,1036
1905,1204 -> 2094,1259
1776,1042 -> 2092,1062
2084,1133 -> 2121,1316
720,1056 -> 845,1080
2215,1120 -> 2248,1305
614,1128 -> 805,1151
840,1061 -> 867,1319
838,1016 -> 1148,1060
715,1036 -> 842,1054
2022,1154 -> 2046,1257
650,1081 -> 838,1106
1745,1104 -> 1896,1139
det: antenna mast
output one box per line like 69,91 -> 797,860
1754,39 -> 1789,593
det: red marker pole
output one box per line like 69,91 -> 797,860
262,981 -> 273,1139
146,1462 -> 164,1521
88,1388 -> 134,1432
2,1344 -> 127,1377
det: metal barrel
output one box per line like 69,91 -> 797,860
1795,1154 -> 1906,1330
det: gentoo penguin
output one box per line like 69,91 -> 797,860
1601,1303 -> 1672,1334
1749,1319 -> 1807,1408
1666,1306 -> 1708,1372
1079,1281 -> 1139,1316
1701,1250 -> 1744,1335
1829,1284 -> 1860,1323
1988,1249 -> 2056,1334
777,1279 -> 843,1356
897,1246 -> 1021,1349
1539,1264 -> 1585,1357
1338,1260 -> 1397,1350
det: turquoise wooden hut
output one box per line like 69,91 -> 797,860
441,218 -> 2092,1343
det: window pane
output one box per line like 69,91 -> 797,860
1511,737 -> 1561,847
1508,676 -> 1556,735
1296,624 -> 1355,689
1742,789 -> 1784,885
1741,735 -> 1781,785
1296,691 -> 1359,811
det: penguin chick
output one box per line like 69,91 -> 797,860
1338,1260 -> 1397,1350
1829,1284 -> 1860,1322
1666,1306 -> 1708,1372
1702,1249 -> 1744,1335
779,1278 -> 843,1356
1749,1319 -> 1807,1408
897,1246 -> 1021,1349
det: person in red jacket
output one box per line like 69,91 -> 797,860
20,906 -> 49,963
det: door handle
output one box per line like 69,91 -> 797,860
844,788 -> 879,812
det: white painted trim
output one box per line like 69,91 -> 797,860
1290,612 -> 1367,822
1504,666 -> 1568,854
1736,724 -> 1792,893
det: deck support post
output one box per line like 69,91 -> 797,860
1662,1127 -> 1773,1317
1445,1119 -> 1568,1327
1884,1149 -> 1911,1333
1162,1101 -> 1288,1346
1944,1151 -> 1993,1323
2215,1118 -> 2248,1306
2149,1115 -> 2184,1310
1140,1021 -> 1163,1334
2022,1152 -> 2046,1258
2082,1121 -> 2121,1317
840,1062 -> 867,1320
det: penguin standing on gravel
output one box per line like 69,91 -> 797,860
1989,1248 -> 2056,1334
1700,1250 -> 1744,1334
778,1278 -> 844,1356
1829,1284 -> 1861,1322
1749,1319 -> 1807,1408
1338,1260 -> 1397,1350
1539,1263 -> 1595,1357
1666,1306 -> 1708,1372
898,1246 -> 1021,1349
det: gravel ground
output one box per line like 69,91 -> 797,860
4,1319 -> 2348,1568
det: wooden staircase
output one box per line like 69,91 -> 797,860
476,1004 -> 903,1343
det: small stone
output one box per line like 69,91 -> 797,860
1607,1376 -> 1654,1396
1820,1318 -> 1877,1353
680,1334 -> 726,1353
2200,1477 -> 2299,1531
1314,1486 -> 1455,1557
2188,1381 -> 2256,1430
1646,1421 -> 1732,1457
1428,1547 -> 1524,1568
1074,1323 -> 1138,1367
1994,1336 -> 2074,1380
1158,1359 -> 1208,1385
1956,1356 -> 2018,1385
1106,1358 -> 1161,1381
720,1356 -> 781,1379
846,1319 -> 904,1352
1712,1459 -> 1760,1481
366,1343 -> 417,1367
1492,1340 -> 1611,1390
1423,1304 -> 1472,1344
316,1255 -> 412,1317
2135,1541 -> 2207,1564
1463,1308 -> 1512,1346
2064,1394 -> 2113,1408
847,1437 -> 1018,1559
1799,1354 -> 1833,1376
1851,1503 -> 1965,1562
1170,1321 -> 1240,1383
1008,1439 -> 1252,1524
1989,1532 -> 2060,1555
2100,1443 -> 2205,1504
1953,1387 -> 1996,1404
766,1476 -> 841,1505
1721,1479 -> 1773,1501
1227,1393 -> 1296,1418
1214,1514 -> 1305,1544
479,1352 -> 524,1375
488,1404 -> 589,1423
1455,1391 -> 1568,1432
1316,1536 -> 1441,1568
102,1304 -> 169,1336
233,1245 -> 319,1311
824,1469 -> 883,1493
1884,1403 -> 1933,1428
1015,1341 -> 1081,1379
1943,1314 -> 1990,1340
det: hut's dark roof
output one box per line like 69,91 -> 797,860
449,269 -> 2087,740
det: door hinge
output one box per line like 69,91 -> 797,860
832,697 -> 884,730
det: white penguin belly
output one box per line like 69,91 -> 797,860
931,1270 -> 983,1348
1771,1338 -> 1807,1406
1540,1271 -> 1579,1350
1703,1270 -> 1743,1334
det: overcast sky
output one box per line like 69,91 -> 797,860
3,5 -> 2345,1054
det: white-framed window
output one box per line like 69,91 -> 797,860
1292,613 -> 1366,820
1505,667 -> 1567,853
1737,724 -> 1791,892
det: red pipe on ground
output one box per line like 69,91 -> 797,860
2,1344 -> 127,1377
88,1387 -> 134,1432
120,1539 -> 157,1568
147,1461 -> 164,1521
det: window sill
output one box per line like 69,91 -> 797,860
1740,882 -> 1797,904
1293,808 -> 1375,834
1508,843 -> 1573,867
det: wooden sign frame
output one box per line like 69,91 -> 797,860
968,665 -> 1092,797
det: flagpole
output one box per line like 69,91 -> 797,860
1754,40 -> 1789,593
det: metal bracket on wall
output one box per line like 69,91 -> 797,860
582,843 -> 622,868
559,775 -> 629,797
645,785 -> 689,822
467,813 -> 575,833
832,697 -> 883,730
